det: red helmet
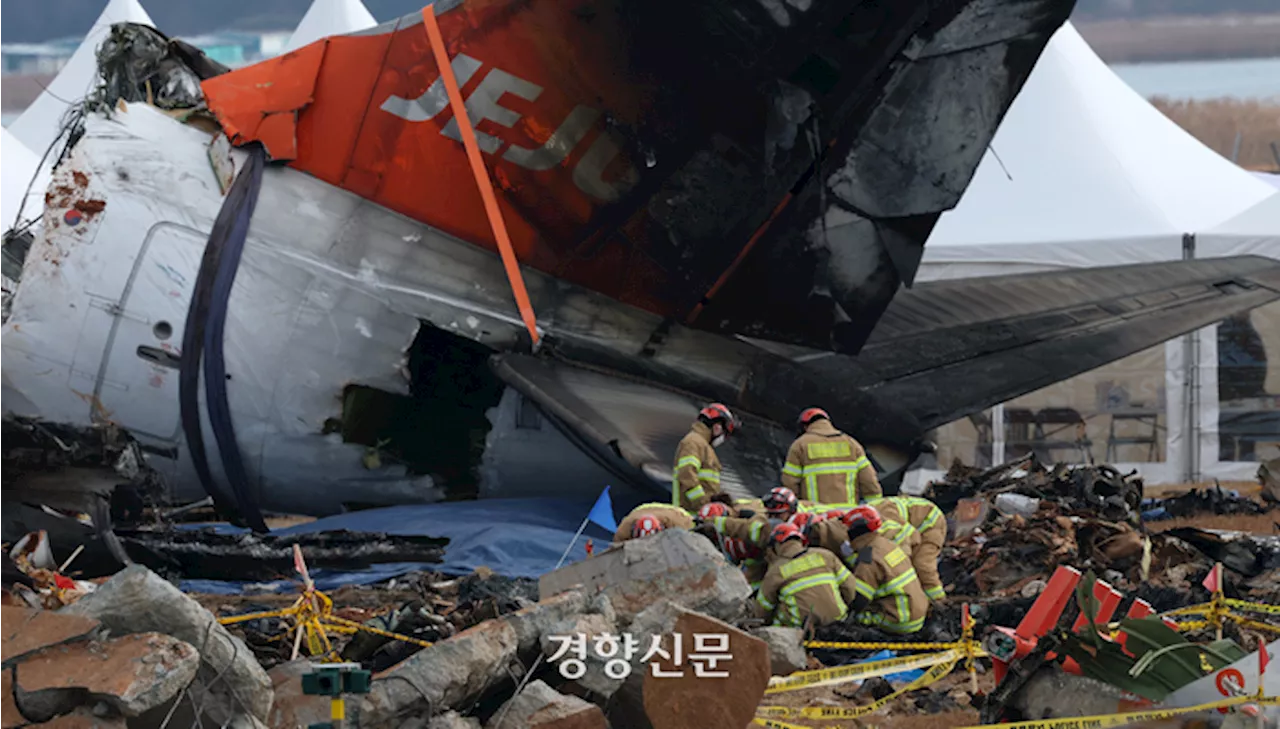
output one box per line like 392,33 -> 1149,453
824,509 -> 846,522
771,522 -> 807,546
789,512 -> 816,529
632,514 -> 665,538
698,503 -> 729,520
763,487 -> 798,517
699,403 -> 740,435
797,407 -> 829,431
842,504 -> 882,533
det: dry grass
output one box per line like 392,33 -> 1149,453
1147,511 -> 1278,534
1150,97 -> 1280,171
1076,14 -> 1280,63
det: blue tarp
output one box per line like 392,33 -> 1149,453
180,498 -> 616,594
860,650 -> 925,683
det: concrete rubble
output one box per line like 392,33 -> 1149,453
487,680 -> 605,729
751,627 -> 808,676
2,607 -> 198,725
60,565 -> 274,729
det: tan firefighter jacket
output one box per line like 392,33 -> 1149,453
843,531 -> 929,634
753,540 -> 857,628
614,502 -> 694,542
672,421 -> 722,511
780,420 -> 882,507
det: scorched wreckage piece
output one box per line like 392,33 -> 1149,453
5,0 -> 1280,528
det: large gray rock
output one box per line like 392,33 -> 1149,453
539,530 -> 750,626
360,617 -> 518,727
750,627 -> 807,676
486,680 -> 605,729
504,591 -> 588,653
428,711 -> 482,729
12,632 -> 199,719
360,590 -> 599,726
540,613 -> 620,697
61,565 -> 271,729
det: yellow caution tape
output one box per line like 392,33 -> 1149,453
1225,598 -> 1280,616
764,649 -> 959,694
1162,603 -> 1214,618
216,589 -> 434,657
804,639 -> 962,651
758,655 -> 960,718
953,695 -> 1280,729
752,717 -> 818,729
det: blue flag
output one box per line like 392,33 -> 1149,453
586,485 -> 618,532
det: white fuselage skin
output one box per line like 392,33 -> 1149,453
2,105 -> 784,515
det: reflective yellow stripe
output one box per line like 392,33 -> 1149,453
925,585 -> 946,600
877,569 -> 917,597
834,565 -> 852,585
780,573 -> 848,622
854,578 -> 875,599
885,548 -> 907,568
677,455 -> 701,470
756,591 -> 776,611
781,462 -> 803,477
806,441 -> 852,459
697,469 -> 721,483
882,616 -> 925,634
919,507 -> 942,531
780,553 -> 825,578
686,486 -> 706,500
750,520 -> 764,544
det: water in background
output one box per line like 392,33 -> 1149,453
1111,57 -> 1280,101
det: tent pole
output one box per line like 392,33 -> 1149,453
1181,233 -> 1200,483
992,404 -> 1006,467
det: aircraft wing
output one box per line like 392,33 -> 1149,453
797,256 -> 1280,430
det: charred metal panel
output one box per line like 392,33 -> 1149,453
686,0 -> 1074,353
202,0 -> 1075,362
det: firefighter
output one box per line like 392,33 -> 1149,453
867,496 -> 947,602
614,502 -> 694,543
780,408 -> 882,508
705,493 -> 765,518
753,523 -> 858,628
694,506 -> 769,588
695,506 -> 772,588
841,510 -> 929,635
761,486 -> 820,522
672,403 -> 740,511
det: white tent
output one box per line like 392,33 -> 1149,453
1,128 -> 49,231
8,0 -> 154,158
1255,172 -> 1280,191
908,22 -> 1280,485
284,0 -> 376,53
921,22 -> 1274,278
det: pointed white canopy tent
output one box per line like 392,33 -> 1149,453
1,128 -> 50,231
907,22 -> 1280,486
8,0 -> 153,158
1254,172 -> 1280,191
919,22 -> 1274,279
284,0 -> 376,53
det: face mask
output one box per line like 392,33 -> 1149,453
711,434 -> 725,447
